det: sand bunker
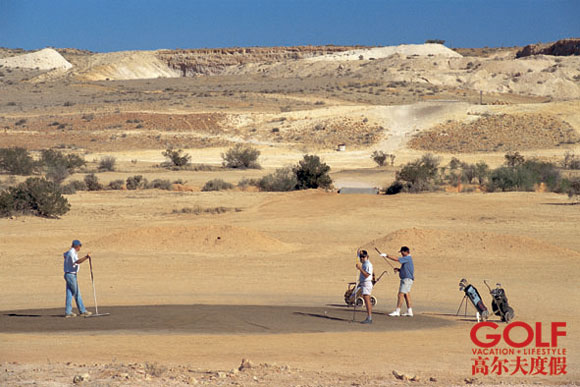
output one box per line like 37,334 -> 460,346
307,43 -> 462,61
365,227 -> 580,260
91,224 -> 290,253
0,48 -> 72,70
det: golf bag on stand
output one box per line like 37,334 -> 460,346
484,280 -> 514,323
458,278 -> 489,321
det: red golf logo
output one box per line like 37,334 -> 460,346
470,322 -> 567,376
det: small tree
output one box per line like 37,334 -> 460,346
294,154 -> 333,190
0,147 -> 37,175
222,144 -> 261,169
474,161 -> 490,185
505,151 -> 525,167
162,148 -> 191,168
461,162 -> 477,184
395,154 -> 441,192
371,151 -> 388,167
40,149 -> 85,172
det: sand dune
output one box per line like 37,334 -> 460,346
365,227 -> 580,260
91,224 -> 290,253
0,48 -> 72,70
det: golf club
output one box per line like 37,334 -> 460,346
374,247 -> 395,270
85,256 -> 110,318
352,249 -> 360,322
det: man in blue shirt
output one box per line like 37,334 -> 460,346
382,246 -> 414,317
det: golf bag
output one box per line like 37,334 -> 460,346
459,279 -> 489,320
344,272 -> 378,307
485,280 -> 514,323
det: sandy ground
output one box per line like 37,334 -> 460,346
1,186 -> 579,385
1,44 -> 580,386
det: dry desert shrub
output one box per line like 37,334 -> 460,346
162,148 -> 191,168
84,174 -> 102,191
107,179 -> 124,190
0,147 -> 37,175
98,156 -> 116,172
258,167 -> 298,192
202,178 -> 234,191
173,206 -> 240,215
222,144 -> 261,169
125,175 -> 147,190
0,177 -> 70,218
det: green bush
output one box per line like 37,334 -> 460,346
487,160 -> 562,192
562,152 -> 580,170
148,179 -> 172,190
567,177 -> 580,200
46,164 -> 70,184
521,160 -> 561,191
294,154 -> 332,190
258,167 -> 298,191
84,174 -> 103,191
98,156 -> 116,172
202,179 -> 234,191
61,180 -> 87,194
237,177 -> 260,189
486,159 -> 561,192
126,175 -> 147,190
474,161 -> 490,185
0,147 -> 37,175
40,149 -> 85,172
107,179 -> 125,190
162,148 -> 191,168
395,154 -> 440,192
0,178 -> 70,218
222,144 -> 261,169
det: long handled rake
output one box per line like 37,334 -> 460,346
85,256 -> 110,318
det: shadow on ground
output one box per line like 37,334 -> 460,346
0,305 -> 453,334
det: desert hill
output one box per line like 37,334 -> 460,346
0,40 -> 579,157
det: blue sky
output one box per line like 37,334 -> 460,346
1,0 -> 579,52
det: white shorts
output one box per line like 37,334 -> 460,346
399,278 -> 413,294
359,281 -> 373,296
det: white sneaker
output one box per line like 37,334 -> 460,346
388,310 -> 400,317
402,311 -> 414,317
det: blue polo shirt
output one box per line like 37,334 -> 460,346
399,255 -> 414,280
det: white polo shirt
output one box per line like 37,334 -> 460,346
63,248 -> 80,274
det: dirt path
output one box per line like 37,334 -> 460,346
372,101 -> 472,152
